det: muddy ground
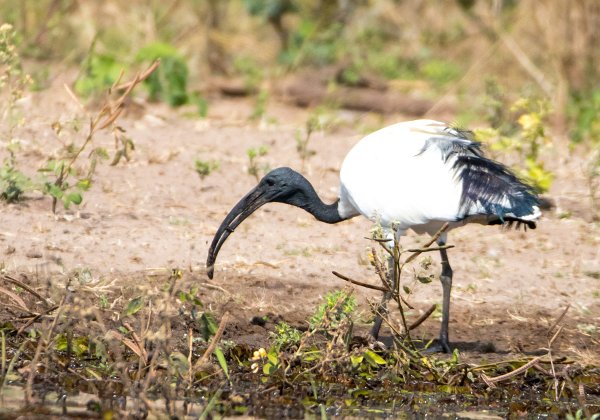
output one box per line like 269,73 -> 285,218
1,79 -> 599,370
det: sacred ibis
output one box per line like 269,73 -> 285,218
206,119 -> 541,352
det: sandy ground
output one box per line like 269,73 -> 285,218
1,82 -> 599,362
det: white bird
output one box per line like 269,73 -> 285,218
207,119 -> 541,352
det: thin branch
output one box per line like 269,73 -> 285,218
547,305 -> 570,338
404,223 -> 449,265
332,271 -> 387,292
194,312 -> 229,371
406,245 -> 454,253
1,275 -> 52,308
26,294 -> 67,405
17,305 -> 59,335
481,356 -> 543,387
408,304 -> 437,331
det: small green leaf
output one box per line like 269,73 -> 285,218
263,362 -> 277,375
45,183 -> 64,199
350,354 -> 363,367
364,349 -> 386,365
417,275 -> 433,284
67,192 -> 83,205
55,334 -> 68,351
169,351 -> 190,375
267,352 -> 278,366
214,346 -> 229,380
76,178 -> 92,190
94,147 -> 110,160
110,150 -> 124,166
124,296 -> 144,316
200,312 -> 217,341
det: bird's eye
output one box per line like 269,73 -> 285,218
266,178 -> 275,186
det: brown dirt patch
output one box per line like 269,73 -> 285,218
1,80 -> 599,364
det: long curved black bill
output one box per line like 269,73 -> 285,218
206,186 -> 269,279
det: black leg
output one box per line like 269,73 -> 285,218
437,237 -> 453,353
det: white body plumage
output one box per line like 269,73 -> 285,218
338,119 -> 541,236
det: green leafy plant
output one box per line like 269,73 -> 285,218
244,0 -> 297,51
308,289 -> 356,334
195,159 -> 220,179
192,93 -> 209,118
0,164 -> 30,203
233,56 -> 264,93
74,52 -> 123,97
250,89 -> 269,121
281,18 -> 343,67
295,112 -> 319,170
177,287 -> 217,341
55,333 -> 90,357
136,42 -> 189,106
0,23 -> 33,203
39,159 -> 90,210
270,321 -> 302,350
247,145 -> 269,182
42,62 -> 158,212
475,97 -> 554,193
568,90 -> 600,145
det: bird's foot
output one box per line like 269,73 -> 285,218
364,332 -> 388,350
422,339 -> 452,354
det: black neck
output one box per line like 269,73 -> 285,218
303,196 -> 344,224
283,173 -> 345,224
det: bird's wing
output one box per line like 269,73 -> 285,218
417,124 -> 540,223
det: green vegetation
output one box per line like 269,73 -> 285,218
74,52 -> 122,97
308,289 -> 356,333
1,32 -> 157,211
569,90 -> 600,145
0,164 -> 30,203
136,42 -> 189,106
270,321 -> 302,350
195,159 -> 220,180
246,145 -> 269,182
0,258 -> 597,417
475,95 -> 554,193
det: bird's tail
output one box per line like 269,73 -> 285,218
454,154 -> 541,228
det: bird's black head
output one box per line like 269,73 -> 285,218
206,167 -> 310,278
257,167 -> 312,204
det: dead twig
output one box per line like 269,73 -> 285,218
375,307 -> 442,382
408,304 -> 437,331
25,293 -> 67,405
406,245 -> 454,253
194,312 -> 230,371
1,275 -> 52,308
481,356 -> 543,388
335,270 -> 415,310
547,305 -> 570,338
17,305 -> 59,335
332,271 -> 387,292
198,282 -> 231,295
122,322 -> 149,363
404,223 -> 449,265
0,286 -> 29,312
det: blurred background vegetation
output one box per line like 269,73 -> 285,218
1,0 -> 599,154
2,0 -> 598,138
